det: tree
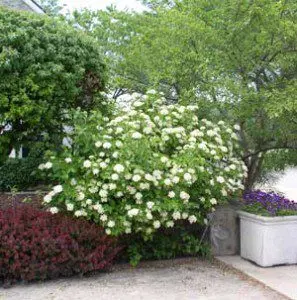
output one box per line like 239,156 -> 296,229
70,7 -> 150,99
36,0 -> 63,15
73,0 -> 297,190
0,7 -> 108,164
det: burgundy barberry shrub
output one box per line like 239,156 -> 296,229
0,206 -> 121,285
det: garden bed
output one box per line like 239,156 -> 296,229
0,192 -> 44,210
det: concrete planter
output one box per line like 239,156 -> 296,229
238,211 -> 297,267
210,205 -> 240,256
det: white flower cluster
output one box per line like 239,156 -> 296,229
42,94 -> 247,236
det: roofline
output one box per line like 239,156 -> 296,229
23,0 -> 45,14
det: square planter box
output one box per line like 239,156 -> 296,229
238,211 -> 297,267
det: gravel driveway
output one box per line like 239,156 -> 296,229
0,258 -> 286,300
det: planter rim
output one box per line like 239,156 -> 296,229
237,210 -> 297,224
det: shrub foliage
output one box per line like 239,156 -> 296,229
0,145 -> 46,191
41,93 -> 247,237
0,7 -> 107,162
0,206 -> 120,285
123,224 -> 211,266
0,157 -> 42,191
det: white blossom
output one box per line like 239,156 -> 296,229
91,168 -> 99,175
44,162 -> 53,169
145,173 -> 154,181
160,156 -> 169,163
99,189 -> 108,198
147,89 -> 157,94
38,163 -> 45,170
172,176 -> 180,183
103,142 -> 112,149
70,178 -> 77,186
146,201 -> 154,209
172,211 -> 181,220
116,191 -> 124,198
140,182 -> 150,190
95,141 -> 102,148
166,221 -> 174,228
77,192 -> 85,201
153,220 -> 161,229
83,160 -> 91,168
128,208 -> 139,217
143,127 -> 153,134
43,194 -> 52,203
100,214 -> 108,221
132,174 -> 141,182
111,173 -> 119,181
164,178 -> 171,186
113,164 -> 125,173
210,198 -> 217,205
132,132 -> 142,139
115,127 -> 124,134
99,162 -> 107,169
86,199 -> 92,205
74,210 -> 83,217
188,215 -> 197,224
135,192 -> 143,200
180,191 -> 190,201
107,220 -> 115,228
53,185 -> 63,194
234,124 -> 241,131
182,212 -> 188,219
133,101 -> 144,107
183,173 -> 192,182
221,189 -> 228,196
115,140 -> 123,147
125,228 -> 132,234
66,203 -> 74,211
146,212 -> 153,220
127,186 -> 136,194
216,176 -> 225,183
168,191 -> 175,198
49,207 -> 59,214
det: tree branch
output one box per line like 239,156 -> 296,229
243,144 -> 297,160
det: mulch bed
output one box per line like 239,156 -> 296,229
0,191 -> 44,210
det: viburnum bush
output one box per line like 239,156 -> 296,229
0,206 -> 120,285
40,93 -> 247,237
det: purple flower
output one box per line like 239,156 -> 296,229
243,190 -> 297,216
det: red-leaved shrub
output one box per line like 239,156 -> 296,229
0,206 -> 121,285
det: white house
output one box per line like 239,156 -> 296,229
0,0 -> 45,14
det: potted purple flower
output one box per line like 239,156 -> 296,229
238,190 -> 297,267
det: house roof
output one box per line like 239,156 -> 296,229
23,0 -> 45,14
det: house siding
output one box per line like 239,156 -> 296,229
0,0 -> 33,12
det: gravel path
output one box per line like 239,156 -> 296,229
0,258 -> 287,300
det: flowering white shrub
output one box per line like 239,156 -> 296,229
41,95 -> 247,236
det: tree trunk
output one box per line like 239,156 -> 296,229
244,154 -> 264,192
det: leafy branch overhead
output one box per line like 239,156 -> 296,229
72,0 -> 297,188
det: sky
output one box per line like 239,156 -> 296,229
60,0 -> 145,12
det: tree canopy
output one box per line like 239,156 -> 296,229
0,7 -> 107,163
73,0 -> 297,189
